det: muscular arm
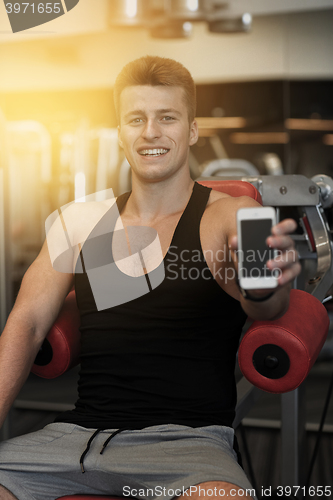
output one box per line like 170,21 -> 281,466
0,242 -> 73,429
203,193 -> 301,321
0,197 -> 117,430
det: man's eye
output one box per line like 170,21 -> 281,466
131,118 -> 143,123
162,116 -> 174,121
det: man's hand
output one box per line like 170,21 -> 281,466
265,218 -> 301,287
229,218 -> 301,319
229,218 -> 301,289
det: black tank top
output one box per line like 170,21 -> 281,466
56,182 -> 247,429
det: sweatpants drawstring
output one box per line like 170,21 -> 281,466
80,428 -> 102,473
100,428 -> 125,455
80,428 -> 126,473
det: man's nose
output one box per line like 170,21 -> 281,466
142,119 -> 161,140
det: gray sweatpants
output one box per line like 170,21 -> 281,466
0,423 -> 256,500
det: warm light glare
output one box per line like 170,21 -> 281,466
183,22 -> 192,32
75,172 -> 86,202
229,132 -> 289,144
126,0 -> 137,18
196,117 -> 247,129
187,0 -> 199,12
323,134 -> 333,146
242,13 -> 252,25
285,119 -> 333,131
198,128 -> 219,137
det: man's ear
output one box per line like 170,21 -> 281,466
118,126 -> 123,149
189,119 -> 199,146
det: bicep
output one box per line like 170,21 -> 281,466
224,195 -> 261,261
225,196 -> 261,244
13,241 -> 74,341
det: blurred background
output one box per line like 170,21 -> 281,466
0,0 -> 333,298
1,1 -> 333,491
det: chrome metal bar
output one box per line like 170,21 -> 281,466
234,377 -> 262,429
302,206 -> 333,300
281,385 -> 307,487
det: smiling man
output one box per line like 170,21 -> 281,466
0,56 -> 300,500
118,84 -> 197,184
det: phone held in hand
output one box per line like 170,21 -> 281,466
236,206 -> 278,290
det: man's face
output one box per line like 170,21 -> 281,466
118,85 -> 198,183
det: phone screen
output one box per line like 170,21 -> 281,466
240,219 -> 275,278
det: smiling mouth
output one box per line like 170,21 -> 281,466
139,148 -> 169,157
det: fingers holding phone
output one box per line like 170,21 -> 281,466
236,208 -> 300,290
231,206 -> 300,318
266,218 -> 301,287
236,206 -> 279,291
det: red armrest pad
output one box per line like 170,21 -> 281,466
238,289 -> 329,393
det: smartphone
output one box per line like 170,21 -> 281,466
237,206 -> 278,290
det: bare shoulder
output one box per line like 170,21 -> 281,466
206,188 -> 230,204
54,197 -> 116,245
10,198 -> 116,333
45,198 -> 117,276
206,189 -> 260,218
201,191 -> 261,244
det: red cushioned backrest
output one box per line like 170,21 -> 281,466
198,179 -> 263,205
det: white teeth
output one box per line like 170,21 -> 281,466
139,148 -> 169,156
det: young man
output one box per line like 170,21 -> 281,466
0,56 -> 300,500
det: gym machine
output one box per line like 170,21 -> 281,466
1,115 -> 333,488
199,172 -> 333,489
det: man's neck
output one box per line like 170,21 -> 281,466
124,174 -> 195,225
